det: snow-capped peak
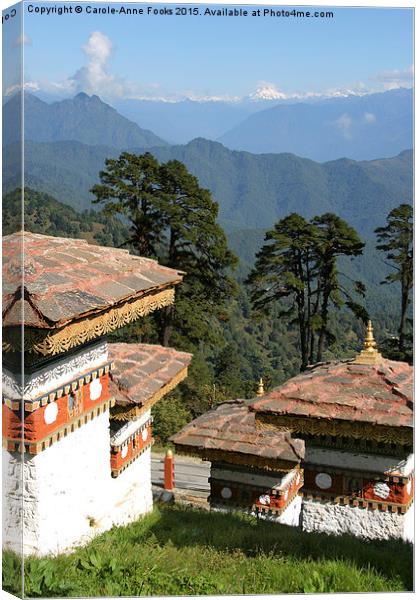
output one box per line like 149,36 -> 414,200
248,83 -> 288,101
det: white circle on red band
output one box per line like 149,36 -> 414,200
142,428 -> 148,442
90,379 -> 102,400
221,487 -> 232,499
407,479 -> 412,495
44,402 -> 58,424
373,482 -> 390,500
315,473 -> 332,490
259,494 -> 270,505
121,445 -> 128,459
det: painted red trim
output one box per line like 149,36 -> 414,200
2,374 -> 110,443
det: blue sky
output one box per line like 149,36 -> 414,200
3,2 -> 414,101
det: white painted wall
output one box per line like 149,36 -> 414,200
301,498 -> 410,540
2,447 -> 25,555
2,410 -> 154,556
305,447 -> 414,477
254,495 -> 302,527
402,503 -> 414,543
210,466 -> 297,489
107,448 -> 153,529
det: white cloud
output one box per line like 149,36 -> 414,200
371,65 -> 413,90
4,81 -> 40,96
70,31 -> 125,97
364,112 -> 376,123
332,113 -> 353,138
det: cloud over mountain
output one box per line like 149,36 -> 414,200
71,31 -> 125,98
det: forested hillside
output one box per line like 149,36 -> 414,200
3,138 -> 413,235
2,188 -> 129,247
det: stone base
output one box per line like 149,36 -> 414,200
2,412 -> 154,556
301,498 -> 412,541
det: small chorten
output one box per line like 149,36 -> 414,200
256,377 -> 265,396
354,320 -> 383,365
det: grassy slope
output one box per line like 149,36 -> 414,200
3,506 -> 412,597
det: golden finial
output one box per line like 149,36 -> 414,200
354,320 -> 383,365
256,377 -> 265,396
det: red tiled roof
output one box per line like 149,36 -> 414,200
171,399 -> 305,464
250,359 -> 413,429
108,343 -> 192,407
2,232 -> 183,328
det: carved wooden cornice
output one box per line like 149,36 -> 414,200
174,445 -> 300,472
300,491 -> 413,515
256,413 -> 413,448
2,288 -> 175,357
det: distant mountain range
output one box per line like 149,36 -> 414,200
112,88 -> 413,161
3,88 -> 413,162
218,88 -> 413,161
2,89 -> 413,237
2,92 -> 168,148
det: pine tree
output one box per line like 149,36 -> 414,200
91,153 -> 237,347
246,213 -> 317,370
375,204 -> 413,353
312,213 -> 366,362
247,212 -> 366,370
91,152 -> 164,257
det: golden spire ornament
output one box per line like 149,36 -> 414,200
354,320 -> 383,365
256,377 -> 265,396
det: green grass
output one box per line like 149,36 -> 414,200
3,505 -> 413,597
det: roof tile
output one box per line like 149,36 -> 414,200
108,343 -> 192,408
171,399 -> 305,465
3,232 -> 183,328
250,359 -> 413,429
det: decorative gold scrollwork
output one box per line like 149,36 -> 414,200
3,288 -> 175,356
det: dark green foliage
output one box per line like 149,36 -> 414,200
2,187 -> 129,248
90,153 -> 243,429
247,213 -> 366,370
91,152 -> 165,256
311,213 -> 366,362
91,152 -> 238,348
2,506 -> 412,597
2,552 -> 22,597
375,204 -> 413,356
151,394 -> 192,445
